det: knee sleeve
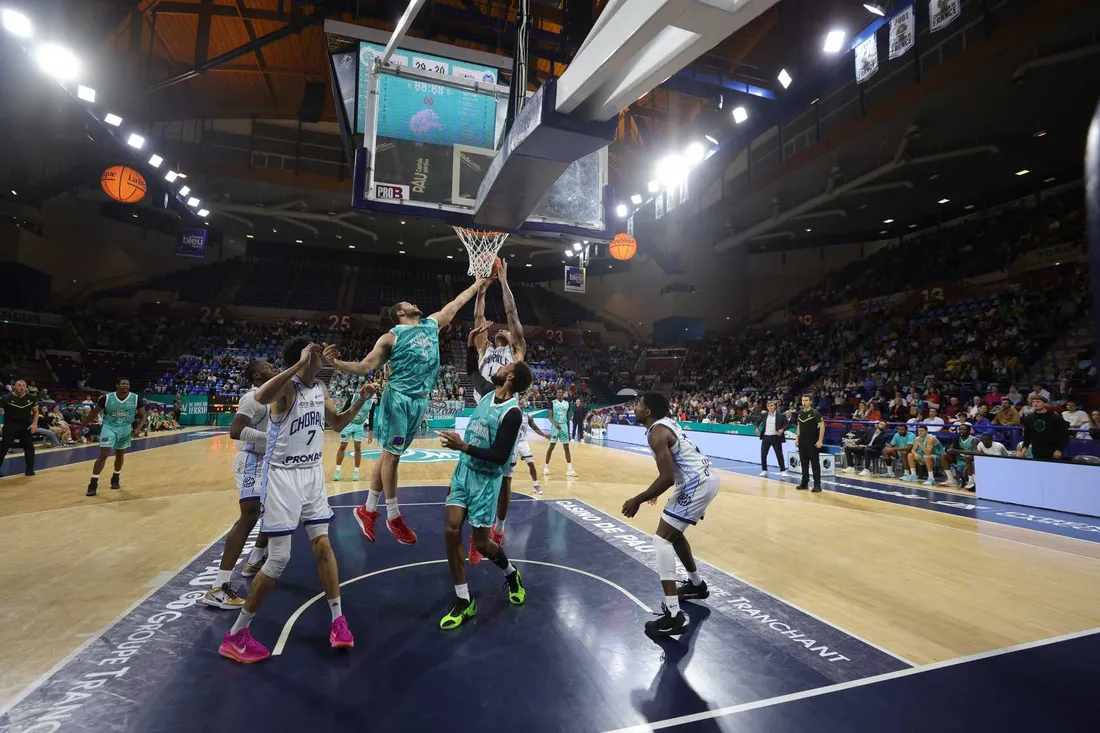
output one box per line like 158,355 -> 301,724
654,535 -> 677,582
305,523 -> 329,541
261,535 -> 292,579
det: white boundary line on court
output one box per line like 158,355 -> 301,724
598,625 -> 1100,733
328,497 -> 537,508
0,532 -> 226,719
563,496 -> 916,667
271,557 -> 653,655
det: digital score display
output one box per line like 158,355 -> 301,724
357,42 -> 501,149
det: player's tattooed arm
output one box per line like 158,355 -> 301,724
473,278 -> 490,358
622,426 -> 676,517
497,260 -> 526,360
328,333 -> 394,375
432,278 -> 493,329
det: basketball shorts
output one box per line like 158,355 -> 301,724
99,424 -> 132,451
446,463 -> 502,528
376,389 -> 428,456
504,439 -> 533,478
233,451 -> 262,501
340,424 -> 365,443
661,474 -> 719,533
259,464 -> 332,536
550,425 -> 570,444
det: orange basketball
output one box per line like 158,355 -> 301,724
609,233 -> 637,261
101,165 -> 146,204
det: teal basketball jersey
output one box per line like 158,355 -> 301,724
104,392 -> 138,429
552,399 -> 570,425
458,392 -> 520,478
348,396 -> 374,427
387,317 -> 440,396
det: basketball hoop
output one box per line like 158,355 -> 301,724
454,226 -> 510,277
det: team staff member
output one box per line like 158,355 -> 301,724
795,394 -> 824,492
1019,395 -> 1069,460
0,378 -> 38,477
571,397 -> 588,442
755,400 -> 789,476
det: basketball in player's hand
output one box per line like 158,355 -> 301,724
492,257 -> 503,280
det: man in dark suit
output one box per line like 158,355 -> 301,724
755,400 -> 790,476
842,420 -> 889,476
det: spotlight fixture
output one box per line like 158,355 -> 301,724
35,43 -> 81,81
76,85 -> 96,103
823,30 -> 846,54
1,8 -> 33,37
148,154 -> 163,168
937,198 -> 950,204
126,133 -> 145,150
186,197 -> 199,207
863,4 -> 886,17
165,171 -> 178,183
630,194 -> 643,205
732,106 -> 748,124
685,141 -> 706,165
197,209 -> 209,218
178,186 -> 191,197
104,113 -> 122,127
1015,169 -> 1030,176
647,180 -> 659,193
615,203 -> 628,217
777,68 -> 792,89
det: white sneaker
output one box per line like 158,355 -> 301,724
566,468 -> 579,477
759,471 -> 768,476
352,469 -> 360,481
202,584 -> 245,610
843,467 -> 856,474
923,479 -> 934,486
965,477 -> 976,490
532,484 -> 544,495
859,469 -> 871,477
780,470 -> 790,476
543,466 -> 551,475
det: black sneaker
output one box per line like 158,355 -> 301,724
24,471 -> 35,477
811,485 -> 822,493
86,478 -> 99,497
504,568 -> 526,605
110,474 -> 121,490
644,603 -> 687,637
677,579 -> 709,600
796,484 -> 809,491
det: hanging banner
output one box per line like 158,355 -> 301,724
855,34 -> 879,83
564,265 -> 586,293
655,192 -> 665,220
929,0 -> 960,33
666,184 -> 678,213
889,5 -> 916,59
680,176 -> 689,204
626,214 -> 635,237
175,228 -> 207,259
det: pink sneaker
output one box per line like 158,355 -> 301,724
218,628 -> 270,664
491,529 -> 504,547
354,505 -> 379,543
330,616 -> 354,648
468,535 -> 483,566
387,515 -> 418,545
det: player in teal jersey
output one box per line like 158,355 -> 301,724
438,321 -> 534,629
81,378 -> 147,496
334,388 -> 376,482
943,423 -> 978,491
325,276 -> 490,546
544,389 -> 578,476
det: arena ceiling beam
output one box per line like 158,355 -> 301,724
144,7 -> 333,94
148,1 -> 293,23
232,0 -> 279,105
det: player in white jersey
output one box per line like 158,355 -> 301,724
203,360 -> 278,610
218,338 -> 375,664
471,260 -> 528,556
622,391 -> 717,637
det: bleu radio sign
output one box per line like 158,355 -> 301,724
176,228 -> 208,259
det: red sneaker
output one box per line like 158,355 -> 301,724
330,616 -> 354,649
354,505 -> 379,543
387,515 -> 418,545
491,529 -> 505,547
468,535 -> 483,566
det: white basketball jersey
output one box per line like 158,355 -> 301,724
646,417 -> 712,491
236,389 -> 270,455
517,415 -> 529,442
475,345 -> 514,399
265,377 -> 326,469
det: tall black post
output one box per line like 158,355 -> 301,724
1086,97 -> 1100,388
505,0 -> 531,134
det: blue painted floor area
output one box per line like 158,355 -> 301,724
1,487 -> 903,733
600,439 -> 1100,545
0,430 -> 227,476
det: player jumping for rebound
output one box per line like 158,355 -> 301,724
326,278 -> 489,545
544,389 -> 577,477
470,260 -> 529,561
438,321 -> 534,629
82,378 -> 146,496
219,338 -> 374,663
334,388 -> 375,482
203,359 -> 277,609
622,392 -> 717,636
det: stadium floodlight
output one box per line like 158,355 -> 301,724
647,180 -> 659,193
963,204 -> 975,210
176,173 -> 187,179
655,154 -> 689,190
704,134 -> 719,145
148,154 -> 163,168
104,113 -> 122,127
937,198 -> 949,204
197,209 -> 209,218
126,133 -> 145,150
565,250 -> 573,257
615,203 -> 628,218
295,239 -> 303,243
732,106 -> 747,124
863,4 -> 886,17
164,170 -> 178,183
685,141 -> 706,165
573,242 -> 582,251
823,30 -> 846,54
34,43 -> 81,81
76,85 -> 96,102
1015,169 -> 1030,176
178,185 -> 191,196
186,197 -> 199,207
246,234 -> 254,239
883,218 -> 894,224
630,194 -> 643,205
805,228 -> 812,233
777,68 -> 793,89
2,8 -> 33,37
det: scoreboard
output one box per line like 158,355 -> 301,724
356,42 -> 501,150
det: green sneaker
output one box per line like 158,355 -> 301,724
333,469 -> 342,482
505,568 -> 526,605
440,597 -> 476,630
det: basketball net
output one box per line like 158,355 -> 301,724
454,226 -> 510,278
